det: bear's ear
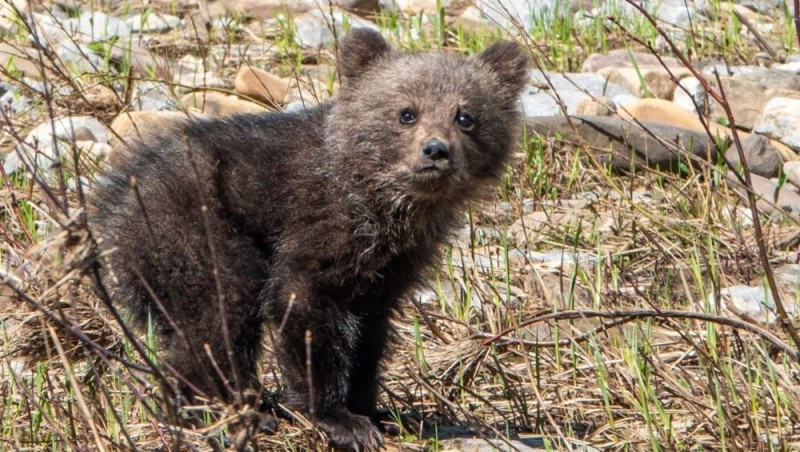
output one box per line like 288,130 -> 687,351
339,29 -> 394,81
474,41 -> 529,97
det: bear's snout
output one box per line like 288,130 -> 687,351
420,139 -> 450,162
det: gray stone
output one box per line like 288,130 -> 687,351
709,75 -> 800,130
56,41 -> 108,75
772,61 -> 800,73
172,55 -> 224,88
131,81 -> 177,111
753,97 -> 800,151
294,9 -> 379,48
521,72 -> 632,117
28,13 -> 70,46
725,171 -> 800,219
528,116 -> 720,173
581,49 -> 681,73
0,86 -> 30,117
724,134 -> 784,178
734,0 -> 784,14
4,116 -> 109,175
714,285 -> 796,324
701,64 -> 765,77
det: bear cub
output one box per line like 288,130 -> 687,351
92,29 -> 528,450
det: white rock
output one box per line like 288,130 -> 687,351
672,77 -> 707,113
773,61 -> 800,73
127,13 -> 181,33
0,86 -> 29,116
753,97 -> 800,151
56,40 -> 109,75
714,285 -> 797,324
76,11 -> 131,41
293,10 -> 379,49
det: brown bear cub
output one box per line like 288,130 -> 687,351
91,29 -> 528,450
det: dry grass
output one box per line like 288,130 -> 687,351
2,0 -> 800,450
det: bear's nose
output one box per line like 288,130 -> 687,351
420,139 -> 450,161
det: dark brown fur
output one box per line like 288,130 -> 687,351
91,29 -> 528,450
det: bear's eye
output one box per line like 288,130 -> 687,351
456,111 -> 475,131
399,108 -> 417,125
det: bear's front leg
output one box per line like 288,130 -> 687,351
266,281 -> 383,451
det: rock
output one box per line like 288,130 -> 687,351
582,49 -> 681,73
181,91 -> 268,116
508,210 -> 614,243
714,284 -> 796,324
725,171 -> 800,219
701,64 -> 766,77
172,55 -> 224,89
774,264 -> 800,294
528,116 -> 720,173
126,13 -> 181,33
528,271 -> 594,310
234,66 -> 288,107
672,76 -> 707,113
477,0 -> 570,29
753,97 -> 800,151
708,73 -> 800,130
130,81 -> 177,111
575,96 -> 613,115
521,72 -> 632,117
598,66 -> 692,99
773,61 -> 800,72
4,116 -> 109,175
734,0 -> 784,14
0,0 -> 26,36
332,0 -> 380,11
213,0 -> 313,20
108,42 -> 170,80
783,161 -> 800,190
75,11 -> 131,41
379,0 -> 443,13
56,40 -> 108,75
293,9 -> 379,48
614,99 -> 797,162
0,86 -> 30,116
0,43 -> 45,78
28,12 -> 71,46
724,134 -> 783,178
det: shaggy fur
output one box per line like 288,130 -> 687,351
91,29 -> 528,450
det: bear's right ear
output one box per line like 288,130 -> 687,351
339,29 -> 393,81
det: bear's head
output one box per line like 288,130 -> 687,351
327,29 -> 529,205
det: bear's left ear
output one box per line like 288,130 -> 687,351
339,29 -> 394,81
473,41 -> 529,98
